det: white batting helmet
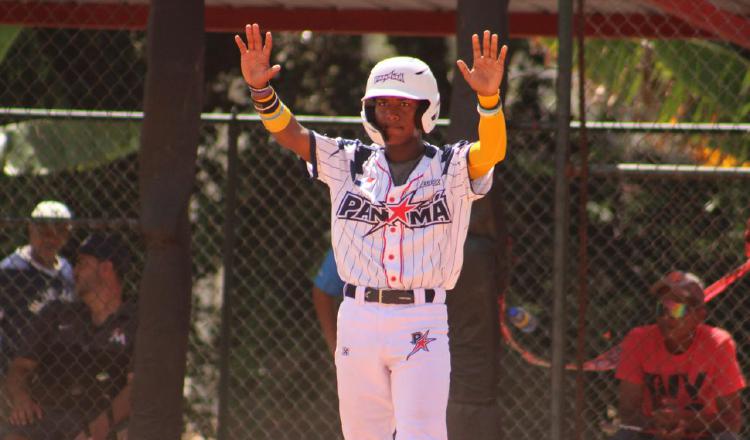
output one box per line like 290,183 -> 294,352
360,56 -> 440,145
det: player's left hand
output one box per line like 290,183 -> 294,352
456,30 -> 508,97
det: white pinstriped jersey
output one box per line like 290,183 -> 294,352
310,131 -> 493,290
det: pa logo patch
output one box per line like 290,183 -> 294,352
405,330 -> 436,361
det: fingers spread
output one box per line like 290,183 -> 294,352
245,24 -> 253,50
252,23 -> 262,50
471,34 -> 481,63
234,35 -> 247,53
263,31 -> 273,57
270,64 -> 282,79
499,45 -> 508,64
482,31 -> 490,58
456,60 -> 471,83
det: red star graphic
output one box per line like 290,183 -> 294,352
386,196 -> 419,225
361,190 -> 426,236
406,330 -> 437,361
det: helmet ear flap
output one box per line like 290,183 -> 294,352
361,99 -> 385,145
364,102 -> 379,130
414,100 -> 430,132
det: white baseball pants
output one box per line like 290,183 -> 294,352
335,296 -> 450,440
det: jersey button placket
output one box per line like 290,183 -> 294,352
383,223 -> 401,286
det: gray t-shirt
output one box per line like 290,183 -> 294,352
388,154 -> 423,186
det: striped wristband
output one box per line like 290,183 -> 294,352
476,93 -> 502,116
249,83 -> 271,93
250,86 -> 292,132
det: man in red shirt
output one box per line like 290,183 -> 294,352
613,271 -> 745,440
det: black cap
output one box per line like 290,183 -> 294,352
78,233 -> 131,278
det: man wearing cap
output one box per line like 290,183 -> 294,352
0,201 -> 76,371
1,233 -> 137,440
613,271 -> 746,440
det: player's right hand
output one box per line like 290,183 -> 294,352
235,23 -> 282,89
9,392 -> 43,425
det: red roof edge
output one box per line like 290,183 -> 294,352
0,2 -> 720,39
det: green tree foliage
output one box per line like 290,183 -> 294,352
0,26 -> 21,62
583,39 -> 750,124
0,28 -> 145,110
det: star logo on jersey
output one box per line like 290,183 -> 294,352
406,330 -> 436,361
336,190 -> 451,236
386,195 -> 419,225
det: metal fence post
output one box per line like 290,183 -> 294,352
217,109 -> 240,440
552,1 -> 573,439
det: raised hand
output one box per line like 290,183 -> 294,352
456,30 -> 508,97
234,23 -> 281,89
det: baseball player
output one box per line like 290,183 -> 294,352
236,23 -> 507,439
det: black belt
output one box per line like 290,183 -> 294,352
344,284 -> 436,304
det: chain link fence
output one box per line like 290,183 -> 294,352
1,2 -> 750,439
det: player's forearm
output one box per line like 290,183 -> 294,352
312,288 -> 338,354
468,93 -> 507,180
108,380 -> 132,426
271,118 -> 312,161
680,409 -> 742,434
250,85 -> 311,161
5,358 -> 35,403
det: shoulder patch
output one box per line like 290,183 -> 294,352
348,141 -> 378,180
440,141 -> 473,176
423,143 -> 438,159
440,146 -> 455,176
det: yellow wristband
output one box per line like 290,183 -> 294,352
477,93 -> 500,110
261,104 -> 293,133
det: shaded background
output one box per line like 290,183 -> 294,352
1,1 -> 750,439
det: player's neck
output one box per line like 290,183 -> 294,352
30,248 -> 57,270
384,138 -> 425,163
664,331 -> 696,354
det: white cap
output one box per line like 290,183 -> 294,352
30,200 -> 72,221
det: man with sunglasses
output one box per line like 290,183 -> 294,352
0,201 -> 76,372
613,271 -> 746,440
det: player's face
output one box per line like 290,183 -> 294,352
28,222 -> 71,263
74,254 -> 104,304
656,295 -> 704,349
373,97 -> 420,146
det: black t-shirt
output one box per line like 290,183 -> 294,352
16,300 -> 137,413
